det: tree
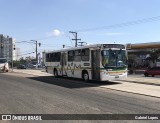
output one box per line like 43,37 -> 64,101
127,54 -> 137,74
146,49 -> 160,67
149,49 -> 160,63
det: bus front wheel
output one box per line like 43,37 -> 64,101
82,71 -> 89,81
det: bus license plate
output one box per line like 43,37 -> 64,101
115,76 -> 119,78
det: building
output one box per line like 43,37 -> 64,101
0,34 -> 16,61
126,42 -> 160,68
15,48 -> 21,61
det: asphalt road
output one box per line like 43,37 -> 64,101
0,74 -> 160,114
0,72 -> 160,122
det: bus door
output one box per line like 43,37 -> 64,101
60,53 -> 67,76
91,50 -> 100,80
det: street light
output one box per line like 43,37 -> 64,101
16,40 -> 41,68
30,40 -> 41,67
30,40 -> 38,64
12,42 -> 16,72
17,40 -> 38,65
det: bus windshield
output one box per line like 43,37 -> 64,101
101,49 -> 127,69
0,59 -> 7,63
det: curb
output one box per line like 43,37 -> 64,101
116,80 -> 160,86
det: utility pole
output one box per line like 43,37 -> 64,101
69,31 -> 81,47
0,35 -> 3,58
78,42 -> 87,46
30,40 -> 38,64
36,40 -> 38,62
16,40 -> 41,66
11,42 -> 13,72
9,40 -> 16,72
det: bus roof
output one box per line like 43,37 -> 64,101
46,44 -> 125,53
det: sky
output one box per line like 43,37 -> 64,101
1,0 -> 160,57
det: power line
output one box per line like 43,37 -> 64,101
76,16 -> 160,32
63,33 -> 74,47
13,15 -> 160,48
21,50 -> 34,53
4,52 -> 35,58
17,52 -> 35,56
33,35 -> 56,41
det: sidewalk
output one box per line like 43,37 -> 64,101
128,69 -> 145,74
117,74 -> 160,86
100,81 -> 160,98
12,69 -> 53,76
107,74 -> 160,98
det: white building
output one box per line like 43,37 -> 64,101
0,34 -> 16,61
15,48 -> 21,61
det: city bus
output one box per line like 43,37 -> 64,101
0,58 -> 9,72
45,44 -> 127,81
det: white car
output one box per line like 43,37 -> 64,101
0,58 -> 9,72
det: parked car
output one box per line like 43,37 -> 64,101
17,64 -> 26,69
28,61 -> 37,68
26,63 -> 34,68
144,67 -> 160,77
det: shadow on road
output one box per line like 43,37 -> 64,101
27,76 -> 121,89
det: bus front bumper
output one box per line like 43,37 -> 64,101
100,72 -> 127,81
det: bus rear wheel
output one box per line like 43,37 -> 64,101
82,71 -> 89,81
54,69 -> 58,77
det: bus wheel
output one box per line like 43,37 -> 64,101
54,69 -> 58,77
46,67 -> 48,73
83,72 -> 89,81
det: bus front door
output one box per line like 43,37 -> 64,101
91,50 -> 100,80
60,53 -> 67,76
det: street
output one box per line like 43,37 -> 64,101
0,71 -> 160,116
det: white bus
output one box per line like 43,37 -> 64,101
0,58 -> 9,72
45,44 -> 127,81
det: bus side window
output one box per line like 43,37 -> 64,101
48,53 -> 51,62
51,53 -> 54,62
74,49 -> 81,61
82,48 -> 89,61
68,51 -> 74,61
46,54 -> 49,62
55,52 -> 61,62
46,53 -> 51,62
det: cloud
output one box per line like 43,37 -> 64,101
46,29 -> 64,37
